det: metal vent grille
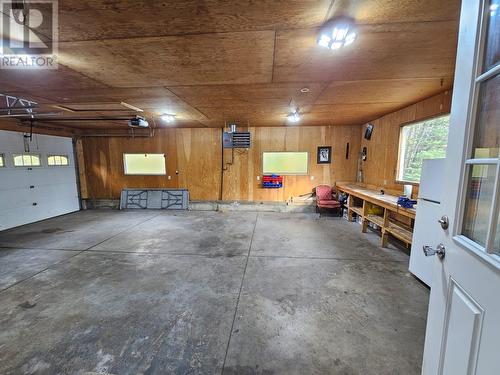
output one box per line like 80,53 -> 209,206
232,132 -> 251,148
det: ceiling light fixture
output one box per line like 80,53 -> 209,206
287,109 -> 301,123
300,87 -> 310,93
317,16 -> 357,50
161,114 -> 175,123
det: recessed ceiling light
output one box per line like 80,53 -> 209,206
300,87 -> 310,93
161,114 -> 175,123
317,17 -> 357,50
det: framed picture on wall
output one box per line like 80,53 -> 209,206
317,146 -> 332,164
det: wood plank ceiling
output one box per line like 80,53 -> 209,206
0,0 -> 461,132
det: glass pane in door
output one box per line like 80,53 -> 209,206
462,164 -> 497,247
472,74 -> 500,158
484,0 -> 499,71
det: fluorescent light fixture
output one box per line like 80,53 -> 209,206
161,114 -> 175,123
317,17 -> 358,50
287,110 -> 301,123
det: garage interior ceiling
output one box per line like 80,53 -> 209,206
0,0 -> 460,133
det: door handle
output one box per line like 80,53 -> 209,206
438,215 -> 449,230
423,243 -> 446,260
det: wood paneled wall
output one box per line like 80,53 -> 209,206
81,128 -> 222,200
359,90 -> 452,195
222,126 -> 361,201
81,125 -> 362,202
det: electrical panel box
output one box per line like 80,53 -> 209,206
223,132 -> 233,148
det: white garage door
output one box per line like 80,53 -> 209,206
0,131 -> 80,231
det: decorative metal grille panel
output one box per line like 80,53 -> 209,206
232,132 -> 251,148
223,132 -> 251,148
120,189 -> 189,210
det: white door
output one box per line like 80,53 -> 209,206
410,199 -> 442,286
410,159 -> 446,286
0,131 -> 80,231
422,0 -> 500,374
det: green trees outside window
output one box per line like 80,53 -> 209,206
398,115 -> 450,183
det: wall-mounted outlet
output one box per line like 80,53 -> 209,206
256,176 -> 260,181
168,176 -> 171,180
383,179 -> 387,185
310,176 -> 315,181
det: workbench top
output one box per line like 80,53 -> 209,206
336,182 -> 416,218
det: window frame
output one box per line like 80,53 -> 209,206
262,151 -> 309,175
12,153 -> 42,167
395,113 -> 451,185
123,153 -> 167,176
453,0 -> 500,258
47,154 -> 70,167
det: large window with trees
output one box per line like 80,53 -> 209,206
397,115 -> 450,183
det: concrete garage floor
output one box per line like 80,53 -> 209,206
0,211 -> 429,375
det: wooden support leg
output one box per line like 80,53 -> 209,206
381,208 -> 390,247
362,218 -> 368,233
361,199 -> 368,232
381,229 -> 389,248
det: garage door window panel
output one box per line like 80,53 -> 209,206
48,155 -> 70,166
13,154 -> 41,167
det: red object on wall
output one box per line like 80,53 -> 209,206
262,175 -> 283,188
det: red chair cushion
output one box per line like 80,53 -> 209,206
316,185 -> 340,209
316,185 -> 333,201
318,200 -> 341,208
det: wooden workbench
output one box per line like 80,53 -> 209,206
336,182 -> 416,247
